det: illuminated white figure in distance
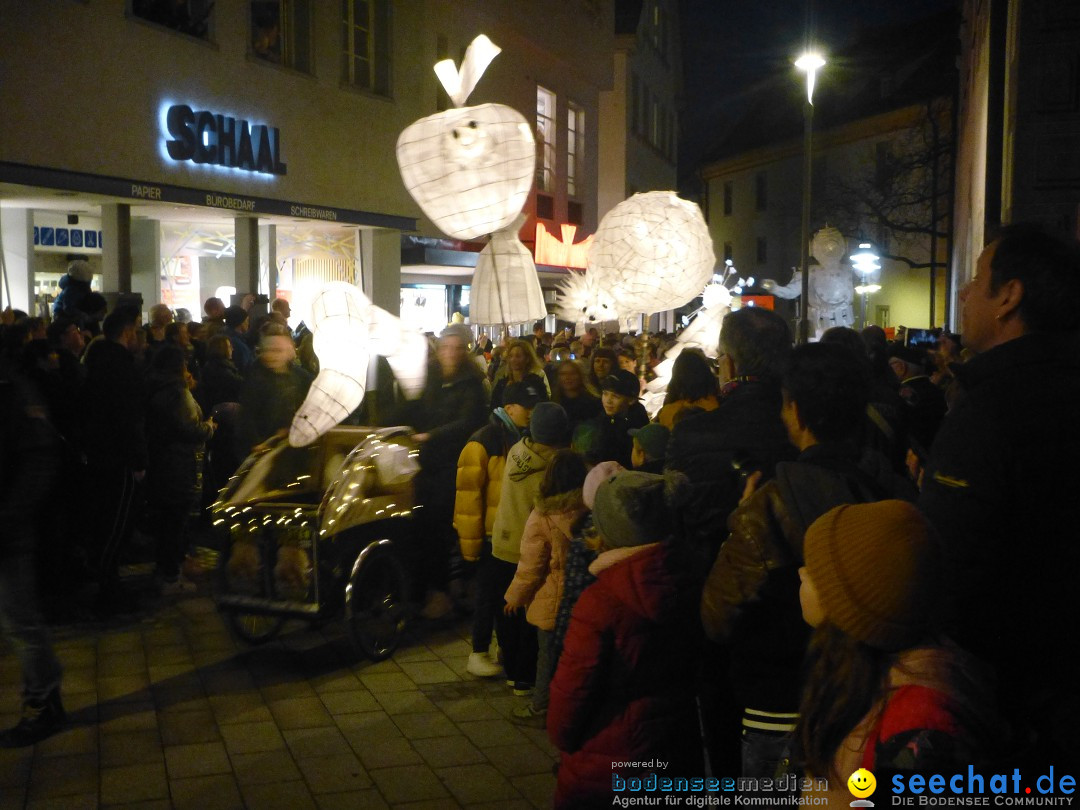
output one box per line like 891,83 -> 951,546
762,226 -> 855,340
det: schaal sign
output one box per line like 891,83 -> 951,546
164,104 -> 287,175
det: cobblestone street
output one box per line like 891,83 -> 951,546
0,593 -> 557,809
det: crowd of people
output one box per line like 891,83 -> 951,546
0,223 -> 1077,804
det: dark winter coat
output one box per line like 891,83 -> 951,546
664,380 -> 797,564
198,356 -> 243,413
700,441 -> 912,713
52,273 -> 91,321
411,364 -> 488,472
145,372 -> 213,506
919,332 -> 1080,766
237,363 -> 313,451
579,404 -> 648,469
548,542 -> 704,808
83,338 -> 148,471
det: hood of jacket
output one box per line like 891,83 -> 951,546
506,437 -> 556,483
587,543 -> 688,623
534,487 -> 584,517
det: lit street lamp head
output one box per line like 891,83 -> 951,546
795,52 -> 826,104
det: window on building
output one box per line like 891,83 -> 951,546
756,236 -> 767,264
651,1 -> 669,61
567,103 -> 584,198
723,242 -> 733,263
252,0 -> 312,72
755,172 -> 767,211
131,0 -> 213,38
536,85 -> 557,193
536,193 -> 555,221
342,0 -> 391,95
631,73 -> 641,136
723,181 -> 733,216
568,200 -> 583,226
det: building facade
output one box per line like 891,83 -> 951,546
696,11 -> 956,333
0,1 -> 613,332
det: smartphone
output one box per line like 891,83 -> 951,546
905,328 -> 937,348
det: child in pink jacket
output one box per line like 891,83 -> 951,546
504,450 -> 588,725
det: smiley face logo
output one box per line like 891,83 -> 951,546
848,768 -> 877,799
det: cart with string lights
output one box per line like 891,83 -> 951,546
212,426 -> 419,661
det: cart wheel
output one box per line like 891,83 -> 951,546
219,543 -> 286,645
346,542 -> 408,662
226,610 -> 285,644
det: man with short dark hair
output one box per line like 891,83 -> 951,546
920,223 -> 1080,768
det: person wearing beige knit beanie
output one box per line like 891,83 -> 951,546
796,501 -> 995,804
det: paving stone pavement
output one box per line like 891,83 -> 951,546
0,594 -> 557,809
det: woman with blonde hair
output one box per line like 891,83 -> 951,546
490,338 -> 550,409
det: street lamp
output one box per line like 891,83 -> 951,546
795,51 -> 825,344
851,241 -> 882,328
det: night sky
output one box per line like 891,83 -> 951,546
677,0 -> 958,188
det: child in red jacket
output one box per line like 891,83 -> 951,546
547,470 -> 703,808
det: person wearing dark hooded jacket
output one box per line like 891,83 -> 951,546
51,259 -> 93,323
548,470 -> 703,808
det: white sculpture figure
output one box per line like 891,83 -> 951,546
762,226 -> 855,340
289,283 -> 427,447
470,214 -> 546,325
396,35 -> 535,241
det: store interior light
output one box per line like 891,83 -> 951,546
855,283 -> 882,295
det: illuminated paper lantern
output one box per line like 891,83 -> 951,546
587,191 -> 715,316
396,35 -> 535,240
555,268 -> 620,325
290,283 -> 428,447
470,215 -> 546,325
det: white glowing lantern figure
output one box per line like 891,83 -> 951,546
470,214 -> 546,325
289,283 -> 428,447
396,36 -> 535,240
555,270 -> 620,326
587,191 -> 715,316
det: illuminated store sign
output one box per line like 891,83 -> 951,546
164,104 -> 287,175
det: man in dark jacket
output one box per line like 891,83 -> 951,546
665,307 -> 796,565
700,342 -> 911,778
82,306 -> 148,608
409,323 -> 488,619
0,360 -> 65,746
919,224 -> 1080,769
237,333 -> 313,453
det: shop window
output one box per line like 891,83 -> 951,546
536,85 -> 557,193
343,0 -> 392,96
567,201 -> 583,226
723,181 -> 733,216
252,0 -> 312,73
130,0 -> 213,39
567,103 -> 584,198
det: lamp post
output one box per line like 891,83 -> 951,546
795,52 -> 825,344
851,241 -> 882,328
